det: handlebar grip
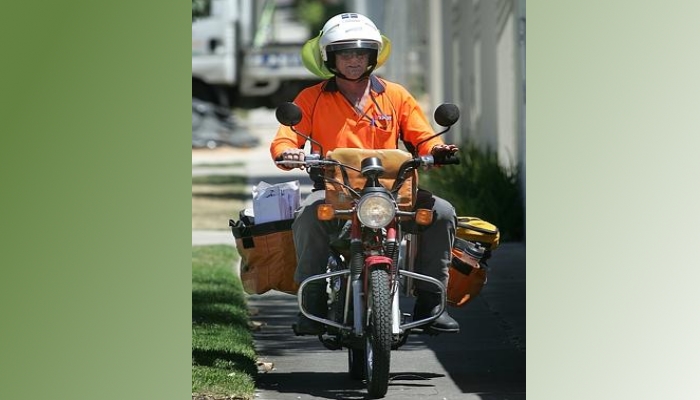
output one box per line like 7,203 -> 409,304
274,153 -> 321,167
434,153 -> 460,165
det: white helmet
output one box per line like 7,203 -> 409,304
319,13 -> 383,76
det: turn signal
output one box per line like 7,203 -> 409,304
317,204 -> 335,221
415,208 -> 433,225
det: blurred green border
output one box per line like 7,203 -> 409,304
1,2 -> 190,398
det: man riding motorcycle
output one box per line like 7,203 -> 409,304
269,12 -> 460,335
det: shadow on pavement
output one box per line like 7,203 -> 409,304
257,371 -> 366,400
425,243 -> 526,397
257,371 -> 448,400
246,243 -> 526,399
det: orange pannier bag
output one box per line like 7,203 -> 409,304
229,217 -> 299,295
446,217 -> 500,307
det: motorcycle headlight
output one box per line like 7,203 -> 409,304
356,193 -> 396,229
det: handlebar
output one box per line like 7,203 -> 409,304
418,153 -> 460,167
275,151 -> 460,197
274,156 -> 352,170
275,153 -> 459,169
433,152 -> 460,165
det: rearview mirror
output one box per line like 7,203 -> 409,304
434,103 -> 460,127
275,101 -> 324,156
411,103 -> 461,156
276,102 -> 303,127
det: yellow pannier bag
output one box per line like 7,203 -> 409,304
456,216 -> 500,251
446,217 -> 500,307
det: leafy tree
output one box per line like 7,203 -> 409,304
419,140 -> 525,242
192,0 -> 209,21
296,0 -> 347,34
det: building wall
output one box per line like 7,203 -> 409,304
436,0 -> 526,200
353,0 -> 526,198
445,0 -> 525,168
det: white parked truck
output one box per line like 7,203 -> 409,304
192,0 -> 322,109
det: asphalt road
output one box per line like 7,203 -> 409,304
192,108 -> 526,399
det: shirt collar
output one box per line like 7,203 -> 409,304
323,75 -> 386,94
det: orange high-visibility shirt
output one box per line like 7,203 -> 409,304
269,76 -> 445,165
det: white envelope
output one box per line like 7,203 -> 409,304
252,180 -> 301,224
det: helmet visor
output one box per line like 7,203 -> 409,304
326,40 -> 380,53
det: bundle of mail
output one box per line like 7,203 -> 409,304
251,180 -> 301,224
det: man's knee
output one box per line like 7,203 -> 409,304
293,192 -> 326,232
432,196 -> 456,226
293,202 -> 319,230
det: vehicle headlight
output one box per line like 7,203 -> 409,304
356,193 -> 396,229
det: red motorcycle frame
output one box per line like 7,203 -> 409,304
275,102 -> 460,398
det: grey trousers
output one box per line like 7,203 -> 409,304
291,189 -> 456,292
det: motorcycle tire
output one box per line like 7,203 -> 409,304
365,267 -> 392,398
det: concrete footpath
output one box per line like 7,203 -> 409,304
192,109 -> 526,399
247,243 -> 525,400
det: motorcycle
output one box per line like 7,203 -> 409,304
275,101 -> 460,398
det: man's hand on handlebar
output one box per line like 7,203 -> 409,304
430,144 -> 459,165
279,148 -> 306,170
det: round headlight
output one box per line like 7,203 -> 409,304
356,193 -> 396,229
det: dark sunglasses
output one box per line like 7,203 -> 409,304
336,49 -> 372,60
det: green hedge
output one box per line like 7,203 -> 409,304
419,140 -> 525,242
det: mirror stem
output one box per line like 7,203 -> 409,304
413,127 -> 451,156
292,127 -> 324,156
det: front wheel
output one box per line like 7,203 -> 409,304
365,267 -> 392,398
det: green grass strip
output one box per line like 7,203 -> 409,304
192,174 -> 248,185
192,245 -> 256,399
